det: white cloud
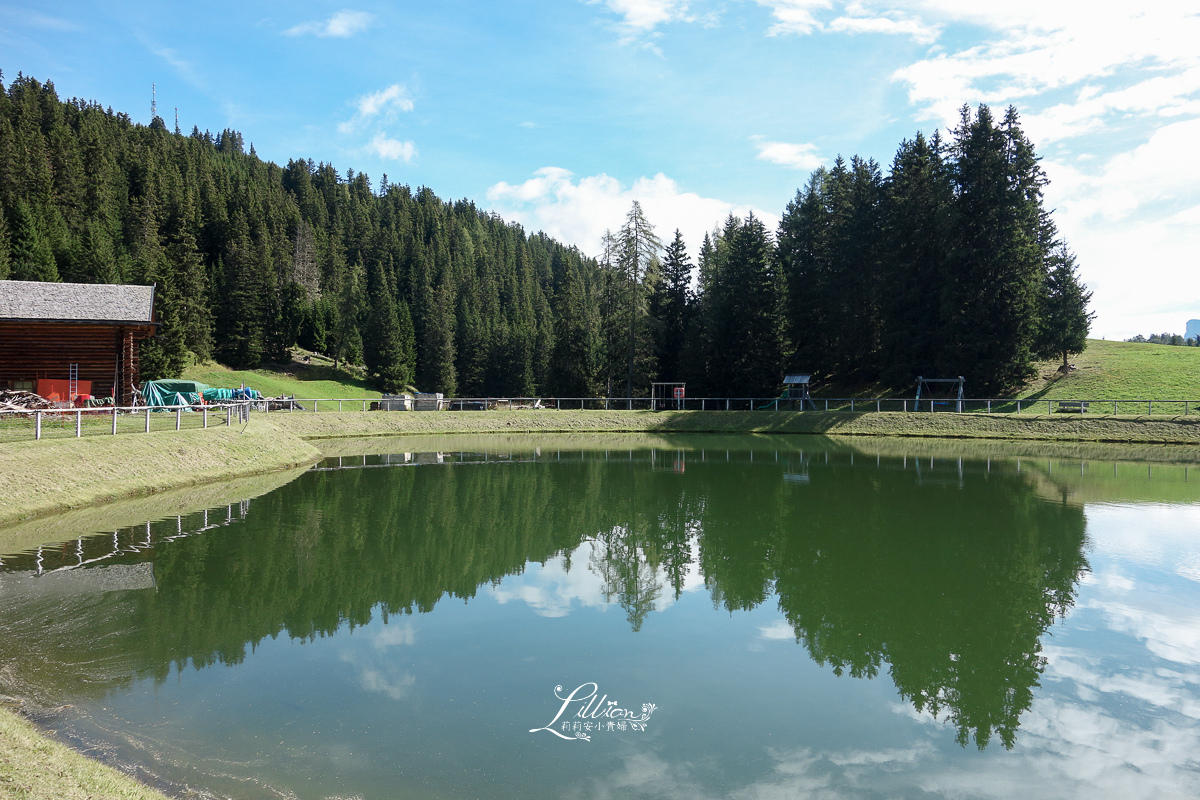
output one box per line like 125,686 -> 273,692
486,167 -> 778,262
284,9 -> 374,38
1042,122 -> 1200,337
828,11 -> 939,44
754,0 -> 832,36
339,84 -> 414,133
372,621 -> 415,648
892,5 -> 1200,134
1049,119 -> 1200,223
754,139 -> 824,170
758,619 -> 796,640
367,134 -> 417,162
594,0 -> 694,35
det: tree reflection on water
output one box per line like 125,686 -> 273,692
0,442 -> 1088,750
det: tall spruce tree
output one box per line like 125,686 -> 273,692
1036,245 -> 1093,372
548,259 -> 602,396
0,208 -> 10,280
365,261 -> 415,391
942,105 -> 1048,393
650,229 -> 692,382
716,214 -> 783,396
778,170 -> 832,379
8,200 -> 58,281
616,201 -> 661,396
879,132 -> 954,388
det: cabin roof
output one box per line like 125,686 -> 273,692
0,280 -> 155,325
783,373 -> 811,385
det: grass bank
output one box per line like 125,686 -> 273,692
0,418 -> 320,530
181,351 -> 380,400
1018,338 -> 1200,399
269,408 -> 1200,445
0,706 -> 171,800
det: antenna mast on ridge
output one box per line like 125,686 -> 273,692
151,83 -> 156,119
175,107 -> 179,132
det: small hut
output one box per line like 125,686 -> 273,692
783,374 -> 816,410
0,280 -> 156,406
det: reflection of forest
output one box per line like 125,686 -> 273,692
0,446 -> 1087,749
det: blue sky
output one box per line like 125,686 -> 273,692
2,1 -> 1198,339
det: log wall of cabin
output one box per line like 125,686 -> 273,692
0,321 -> 152,404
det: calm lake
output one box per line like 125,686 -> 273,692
2,434 -> 1199,799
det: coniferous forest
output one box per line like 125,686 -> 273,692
0,73 -> 1092,397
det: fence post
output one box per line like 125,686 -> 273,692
35,411 -> 41,440
363,400 -> 367,412
227,405 -> 232,426
145,408 -> 151,433
176,408 -> 182,431
775,399 -> 779,411
1149,400 -> 1152,415
851,399 -> 855,412
726,399 -> 730,411
987,400 -> 991,413
1048,399 -> 1052,415
877,400 -> 880,412
824,399 -> 828,411
339,400 -> 343,412
556,398 -> 560,410
76,409 -> 82,438
112,407 -> 118,435
903,400 -> 907,413
203,407 -> 208,429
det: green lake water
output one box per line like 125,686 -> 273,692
2,434 -> 1200,799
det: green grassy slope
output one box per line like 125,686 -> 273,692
182,357 -> 381,400
1017,339 -> 1200,400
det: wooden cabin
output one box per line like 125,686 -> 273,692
0,280 -> 156,406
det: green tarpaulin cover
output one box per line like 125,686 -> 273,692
141,380 -> 210,408
141,380 -> 258,407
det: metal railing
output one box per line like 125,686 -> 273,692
273,396 -> 1200,416
0,401 -> 253,443
8,394 -> 1196,443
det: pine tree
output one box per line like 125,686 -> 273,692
616,201 -> 661,396
1036,245 -> 1093,372
879,132 -> 954,388
0,208 -> 10,280
8,200 -> 58,281
332,260 -> 365,368
549,259 -> 602,395
778,170 -> 832,379
77,219 -> 121,283
718,214 -> 783,396
942,105 -> 1048,394
364,261 -> 415,392
650,229 -> 692,382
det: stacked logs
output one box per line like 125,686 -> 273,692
0,390 -> 57,412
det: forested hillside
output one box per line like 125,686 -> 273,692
0,72 -> 1091,397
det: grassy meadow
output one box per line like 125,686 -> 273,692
1016,339 -> 1200,400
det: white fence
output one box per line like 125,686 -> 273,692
0,401 -> 253,443
6,394 -> 1198,443
275,396 -> 1200,415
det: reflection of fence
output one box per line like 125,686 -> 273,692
278,396 -> 1200,415
0,401 -> 252,443
0,499 -> 253,574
